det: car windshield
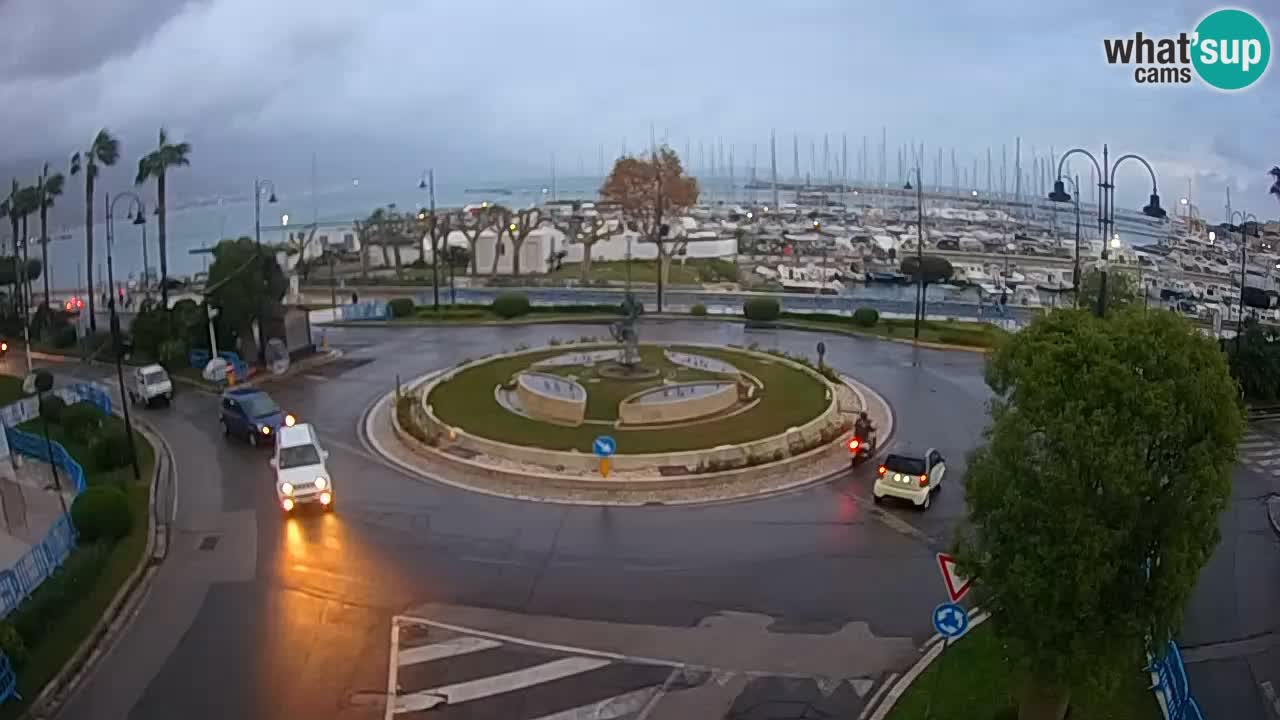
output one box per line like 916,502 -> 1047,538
143,371 -> 167,385
278,444 -> 321,469
883,454 -> 927,476
239,395 -> 280,418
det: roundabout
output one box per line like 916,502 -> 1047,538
379,340 -> 895,504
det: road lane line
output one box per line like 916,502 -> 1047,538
397,636 -> 501,667
394,657 -> 612,713
385,621 -> 400,720
529,686 -> 658,720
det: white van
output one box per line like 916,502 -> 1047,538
268,422 -> 334,513
128,364 -> 173,408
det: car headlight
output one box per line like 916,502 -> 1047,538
261,425 -> 271,435
314,477 -> 328,490
285,414 -> 297,427
280,482 -> 294,496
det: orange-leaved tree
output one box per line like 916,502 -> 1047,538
599,147 -> 698,310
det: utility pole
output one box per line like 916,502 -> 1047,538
770,129 -> 779,210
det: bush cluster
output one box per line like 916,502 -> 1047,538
742,298 -> 781,322
491,293 -> 532,319
388,297 -> 415,318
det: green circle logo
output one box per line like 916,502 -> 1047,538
1192,8 -> 1271,90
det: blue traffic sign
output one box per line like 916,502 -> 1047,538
932,602 -> 969,639
593,436 -> 617,458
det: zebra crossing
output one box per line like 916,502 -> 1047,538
1239,429 -> 1280,475
386,617 -> 701,719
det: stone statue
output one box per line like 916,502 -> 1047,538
610,293 -> 643,367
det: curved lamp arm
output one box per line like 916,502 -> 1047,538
1056,149 -> 1102,186
1109,154 -> 1159,194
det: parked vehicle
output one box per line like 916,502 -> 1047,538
127,364 -> 173,408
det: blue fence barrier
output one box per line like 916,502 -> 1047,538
5,428 -> 86,494
1149,641 -> 1204,720
0,513 -> 75,620
0,651 -> 17,705
339,301 -> 388,321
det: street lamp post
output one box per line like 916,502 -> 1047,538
1230,210 -> 1259,352
903,168 -> 925,341
253,179 -> 278,366
420,170 -> 441,311
105,191 -> 145,483
1049,144 -> 1166,317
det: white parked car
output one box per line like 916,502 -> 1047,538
128,364 -> 173,408
873,449 -> 947,510
268,422 -> 334,513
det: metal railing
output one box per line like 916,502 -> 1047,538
5,428 -> 86,494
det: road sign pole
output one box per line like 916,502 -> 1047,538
600,458 -> 610,478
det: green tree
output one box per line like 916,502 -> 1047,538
1075,268 -> 1137,313
1,181 -> 23,317
135,128 -> 191,309
1227,318 -> 1280,402
954,307 -> 1242,719
899,254 -> 954,284
36,163 -> 65,325
206,237 -> 286,360
11,184 -> 40,319
70,129 -> 120,333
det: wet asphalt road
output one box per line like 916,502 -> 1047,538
23,319 -> 1274,719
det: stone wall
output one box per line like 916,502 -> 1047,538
617,382 -> 739,425
515,372 -> 586,426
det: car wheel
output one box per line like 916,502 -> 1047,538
220,419 -> 231,438
872,494 -> 883,506
921,492 -> 932,511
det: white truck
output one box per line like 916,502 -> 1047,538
128,364 -> 174,408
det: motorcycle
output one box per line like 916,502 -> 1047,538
848,431 -> 878,467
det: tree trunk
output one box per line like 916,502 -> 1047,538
158,172 -> 169,309
9,215 -> 20,319
19,215 -> 29,318
1017,680 -> 1070,720
466,238 -> 479,275
393,244 -> 403,277
490,234 -> 503,276
84,176 -> 96,332
659,250 -> 673,289
580,240 -> 595,281
39,203 -> 49,331
511,237 -> 523,276
379,241 -> 391,269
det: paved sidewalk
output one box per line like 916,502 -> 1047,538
0,456 -> 75,567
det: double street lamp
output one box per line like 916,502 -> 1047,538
1050,144 -> 1166,317
1229,210 -> 1259,352
104,191 -> 145,483
252,179 -> 278,366
903,168 -> 925,342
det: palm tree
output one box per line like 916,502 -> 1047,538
36,163 -> 65,320
70,129 -> 121,333
14,185 -> 39,317
2,181 -> 20,316
135,128 -> 191,308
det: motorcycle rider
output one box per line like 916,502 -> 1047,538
854,411 -> 875,445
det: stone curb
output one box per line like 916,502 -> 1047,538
859,610 -> 990,720
370,364 -> 895,506
23,411 -> 173,719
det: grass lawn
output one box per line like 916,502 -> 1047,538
540,346 -> 725,421
429,344 -> 830,453
0,376 -> 25,406
778,313 -> 1010,350
547,259 -> 739,285
886,623 -> 1160,720
0,403 -> 155,719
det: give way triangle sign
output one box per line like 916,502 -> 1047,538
936,553 -> 972,603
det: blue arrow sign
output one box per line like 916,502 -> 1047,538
932,602 -> 970,639
593,435 -> 617,458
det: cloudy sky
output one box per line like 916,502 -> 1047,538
2,0 -> 1278,220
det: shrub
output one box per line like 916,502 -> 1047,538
70,485 -> 133,542
53,325 -> 78,349
158,339 -> 187,367
62,401 -> 104,437
0,622 -> 26,669
91,425 -> 135,471
9,542 -> 111,649
40,395 -> 67,423
388,297 -> 415,318
852,307 -> 880,327
491,293 -> 531,319
690,304 -> 708,316
742,298 -> 781,322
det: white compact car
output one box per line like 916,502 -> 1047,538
128,364 -> 173,408
269,422 -> 334,513
873,449 -> 947,510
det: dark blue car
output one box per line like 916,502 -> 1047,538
219,388 -> 288,447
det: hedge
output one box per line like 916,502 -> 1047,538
70,485 -> 133,543
852,307 -> 880,327
388,297 -> 415,318
491,293 -> 532,319
743,297 -> 781,321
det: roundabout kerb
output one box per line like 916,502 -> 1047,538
374,340 -> 897,505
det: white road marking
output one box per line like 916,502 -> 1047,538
385,622 -> 401,720
398,636 -> 501,667
530,687 -> 658,720
394,657 -> 612,713
1255,458 -> 1280,468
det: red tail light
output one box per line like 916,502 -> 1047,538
847,438 -> 860,452
877,465 -> 887,475
918,474 -> 929,487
